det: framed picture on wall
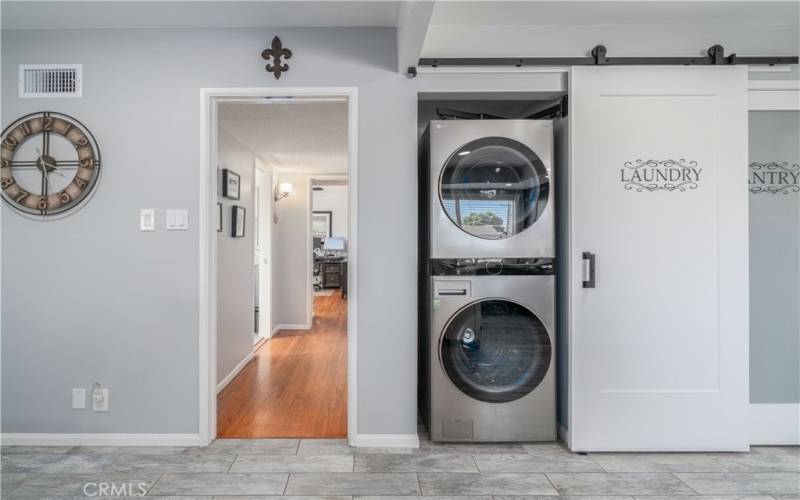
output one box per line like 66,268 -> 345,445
232,205 -> 246,238
222,169 -> 240,200
312,211 -> 332,239
216,202 -> 223,232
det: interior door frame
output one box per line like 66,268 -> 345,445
254,159 -> 272,342
308,174 -> 349,327
199,87 -> 359,445
747,79 -> 800,445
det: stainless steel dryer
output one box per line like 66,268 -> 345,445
423,120 -> 554,258
422,258 -> 555,442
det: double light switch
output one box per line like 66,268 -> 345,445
139,209 -> 189,231
166,209 -> 189,231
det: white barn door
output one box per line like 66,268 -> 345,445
568,66 -> 749,451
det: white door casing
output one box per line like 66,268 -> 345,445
254,162 -> 272,341
199,87 -> 359,446
568,66 -> 749,451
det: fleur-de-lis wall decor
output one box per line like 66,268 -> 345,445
262,36 -> 292,79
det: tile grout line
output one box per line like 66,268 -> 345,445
471,453 -> 482,473
143,472 -> 163,496
225,454 -> 238,473
670,471 -> 702,495
588,452 -> 611,472
416,471 -> 423,495
543,471 -> 562,495
283,472 -> 291,495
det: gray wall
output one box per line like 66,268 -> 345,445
216,128 -> 256,385
273,172 -> 311,328
1,27 -> 420,435
749,110 -> 800,404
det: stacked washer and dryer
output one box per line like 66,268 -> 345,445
419,119 -> 556,442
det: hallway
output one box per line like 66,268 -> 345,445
217,290 -> 347,438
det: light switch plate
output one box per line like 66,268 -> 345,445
166,209 -> 188,230
140,209 -> 155,231
72,388 -> 86,410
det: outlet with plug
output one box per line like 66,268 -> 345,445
92,383 -> 109,412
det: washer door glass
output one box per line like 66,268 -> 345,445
439,137 -> 549,240
440,299 -> 551,403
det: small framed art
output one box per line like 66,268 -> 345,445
222,169 -> 240,200
231,205 -> 246,238
312,211 -> 333,239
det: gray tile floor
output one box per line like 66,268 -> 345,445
1,434 -> 798,499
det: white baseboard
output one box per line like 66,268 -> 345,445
750,403 -> 800,445
351,433 -> 420,448
0,433 -> 203,447
273,323 -> 311,332
216,350 -> 255,394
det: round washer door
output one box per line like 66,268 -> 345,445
440,299 -> 551,403
439,137 -> 549,240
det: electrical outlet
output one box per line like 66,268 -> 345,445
92,387 -> 109,412
72,388 -> 86,409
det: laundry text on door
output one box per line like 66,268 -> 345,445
620,159 -> 702,192
749,162 -> 800,194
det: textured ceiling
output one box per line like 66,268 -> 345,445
219,100 -> 348,175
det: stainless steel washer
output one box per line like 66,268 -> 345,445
424,259 -> 555,442
424,119 -> 554,258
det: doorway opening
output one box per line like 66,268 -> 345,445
200,88 -> 358,442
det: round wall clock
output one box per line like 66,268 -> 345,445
1,111 -> 101,218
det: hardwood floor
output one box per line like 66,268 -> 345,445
217,290 -> 347,438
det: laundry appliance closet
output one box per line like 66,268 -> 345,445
419,113 -> 557,442
418,64 -> 757,451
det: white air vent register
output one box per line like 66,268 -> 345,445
19,64 -> 82,98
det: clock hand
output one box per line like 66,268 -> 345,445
45,169 -> 54,195
40,166 -> 47,197
33,147 -> 66,178
42,130 -> 50,156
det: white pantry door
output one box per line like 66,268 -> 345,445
568,66 -> 749,451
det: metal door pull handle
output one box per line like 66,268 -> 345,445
582,252 -> 596,288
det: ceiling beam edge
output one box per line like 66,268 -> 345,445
396,0 -> 435,75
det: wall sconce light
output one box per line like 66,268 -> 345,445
273,181 -> 293,223
275,182 -> 293,201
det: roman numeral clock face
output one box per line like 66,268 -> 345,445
1,112 -> 101,218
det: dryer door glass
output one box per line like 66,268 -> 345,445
440,299 -> 551,403
439,137 -> 549,240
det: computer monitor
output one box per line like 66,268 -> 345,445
323,237 -> 345,251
